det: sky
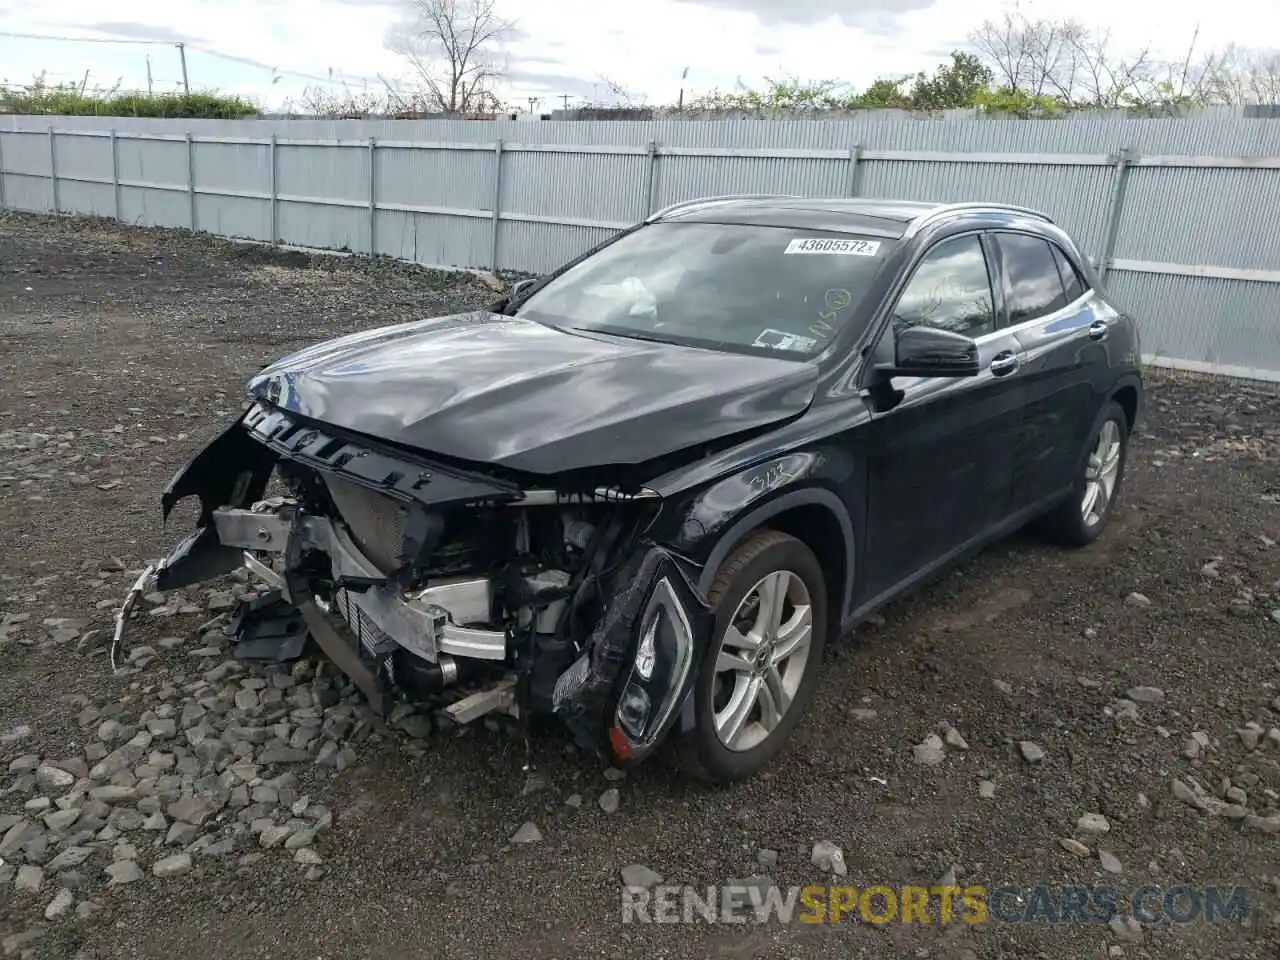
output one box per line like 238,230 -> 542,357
0,0 -> 1277,112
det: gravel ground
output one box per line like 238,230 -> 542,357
1,211 -> 1279,960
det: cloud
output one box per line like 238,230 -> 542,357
505,68 -> 598,99
85,21 -> 202,43
0,0 -> 1272,110
678,0 -> 936,27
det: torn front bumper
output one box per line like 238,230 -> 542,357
205,500 -> 509,664
131,405 -> 714,761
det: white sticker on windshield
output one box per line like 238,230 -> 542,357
784,237 -> 881,257
752,328 -> 818,352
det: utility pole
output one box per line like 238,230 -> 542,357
560,93 -> 570,110
146,55 -> 153,95
176,42 -> 190,95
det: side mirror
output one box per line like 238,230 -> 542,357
879,325 -> 980,378
510,277 -> 538,300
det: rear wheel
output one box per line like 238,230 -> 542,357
1037,400 -> 1129,546
676,529 -> 828,783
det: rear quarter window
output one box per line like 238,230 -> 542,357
1050,243 -> 1088,303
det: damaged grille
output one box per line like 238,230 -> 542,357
321,474 -> 408,573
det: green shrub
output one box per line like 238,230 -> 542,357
0,82 -> 258,119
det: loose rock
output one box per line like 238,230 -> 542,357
1076,813 -> 1111,835
620,863 -> 663,889
34,765 -> 74,793
105,860 -> 143,885
153,853 -> 193,878
14,864 -> 44,893
44,887 -> 74,920
913,734 -> 946,766
1109,915 -> 1143,943
1239,724 -> 1265,750
1126,686 -> 1165,704
943,726 -> 969,750
811,841 -> 847,876
511,822 -> 543,844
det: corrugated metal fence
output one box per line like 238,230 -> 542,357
1,110 -> 1278,381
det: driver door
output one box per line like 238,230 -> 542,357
859,232 -> 1027,601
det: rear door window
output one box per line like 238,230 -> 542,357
1050,243 -> 1087,303
993,233 -> 1068,325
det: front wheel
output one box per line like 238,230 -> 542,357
675,529 -> 828,783
1037,400 -> 1130,546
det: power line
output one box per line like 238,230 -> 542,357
190,45 -> 381,88
0,30 -> 173,46
0,29 -> 383,90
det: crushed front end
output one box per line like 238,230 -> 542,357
123,402 -> 711,765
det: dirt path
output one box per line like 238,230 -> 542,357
1,212 -> 1278,960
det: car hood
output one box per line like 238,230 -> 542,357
247,312 -> 818,475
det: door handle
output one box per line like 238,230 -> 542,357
989,351 -> 1020,376
1088,320 -> 1109,341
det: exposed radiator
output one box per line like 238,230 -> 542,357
320,473 -> 408,574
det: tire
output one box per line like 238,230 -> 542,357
1037,400 -> 1130,547
675,529 -> 828,783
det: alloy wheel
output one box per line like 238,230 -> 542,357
1082,419 -> 1123,526
711,570 -> 813,752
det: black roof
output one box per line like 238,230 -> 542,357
651,196 -> 1051,240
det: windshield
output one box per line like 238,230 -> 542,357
515,221 -> 889,358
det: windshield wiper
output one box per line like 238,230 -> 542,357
566,326 -> 674,346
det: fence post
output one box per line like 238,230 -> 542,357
1097,146 -> 1131,283
643,138 -> 658,216
186,132 -> 197,231
269,134 -> 278,246
110,129 -> 121,221
846,145 -> 862,196
490,137 -> 504,271
47,127 -> 59,215
0,128 -> 7,212
367,136 -> 377,256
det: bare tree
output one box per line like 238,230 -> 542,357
1062,27 -> 1160,108
1203,45 -> 1280,104
970,8 -> 1072,96
968,11 -> 1260,111
386,0 -> 514,114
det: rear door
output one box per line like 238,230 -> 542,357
988,231 -> 1113,511
859,232 -> 1027,602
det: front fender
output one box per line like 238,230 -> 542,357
660,450 -> 858,605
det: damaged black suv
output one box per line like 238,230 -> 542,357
127,195 -> 1144,783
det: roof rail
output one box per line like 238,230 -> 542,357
645,194 -> 801,223
903,202 -> 1053,238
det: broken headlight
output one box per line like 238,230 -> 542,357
613,576 -> 694,746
